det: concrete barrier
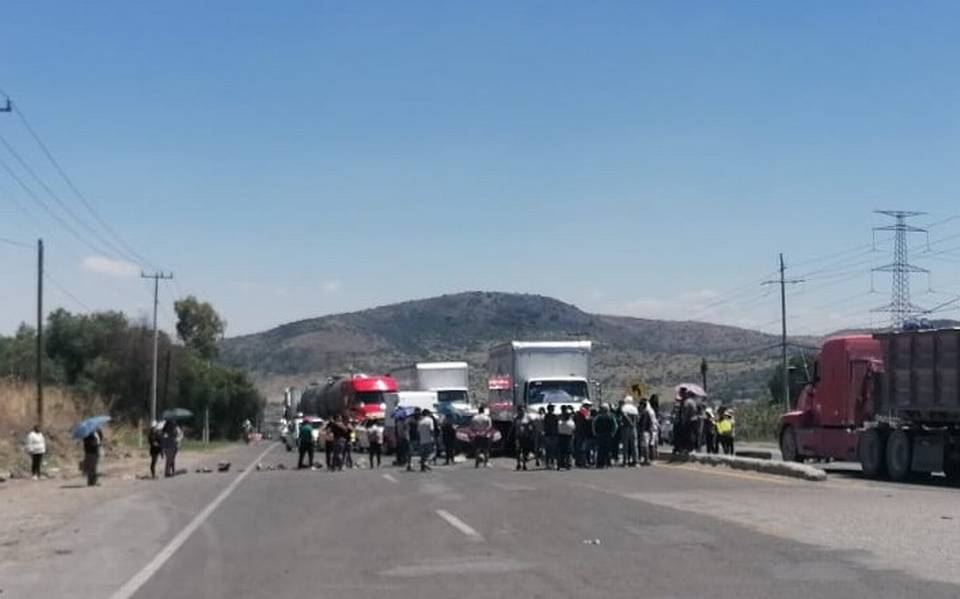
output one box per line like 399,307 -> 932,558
669,452 -> 828,482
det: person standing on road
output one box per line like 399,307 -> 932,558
331,415 -> 350,471
470,405 -> 493,468
648,394 -> 660,460
533,407 -> 546,467
638,397 -> 655,466
83,429 -> 103,486
574,402 -> 590,468
441,414 -> 457,465
343,419 -> 356,469
162,419 -> 182,478
396,415 -> 410,468
620,397 -> 639,468
297,420 -> 315,469
704,408 -> 719,454
417,409 -> 436,472
543,404 -> 559,470
25,425 -> 46,480
367,420 -> 384,468
407,409 -> 421,472
557,406 -> 576,470
717,407 -> 735,455
324,421 -> 336,470
514,406 -> 534,471
592,405 -> 618,469
148,422 -> 163,479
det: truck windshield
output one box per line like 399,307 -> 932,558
527,380 -> 589,403
355,391 -> 386,405
437,390 -> 468,403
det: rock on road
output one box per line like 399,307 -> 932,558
4,442 -> 960,599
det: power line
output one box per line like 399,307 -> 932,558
0,132 -> 140,264
0,234 -> 32,249
0,152 -> 116,257
8,99 -> 159,270
44,271 -> 91,312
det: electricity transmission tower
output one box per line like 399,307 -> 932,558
872,210 -> 928,328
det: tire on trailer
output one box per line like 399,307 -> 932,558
859,428 -> 887,479
780,426 -> 802,463
885,429 -> 912,482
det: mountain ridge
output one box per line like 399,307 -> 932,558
219,291 -> 814,402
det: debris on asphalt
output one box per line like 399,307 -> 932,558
581,539 -> 602,545
195,467 -> 214,473
276,463 -> 286,470
217,462 -> 231,472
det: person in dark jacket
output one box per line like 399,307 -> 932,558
148,422 -> 163,479
543,404 -> 559,469
592,405 -> 618,468
441,415 -> 457,465
162,420 -> 182,478
83,429 -> 103,486
513,406 -> 534,471
407,409 -> 421,472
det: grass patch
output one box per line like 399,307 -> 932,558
180,439 -> 235,453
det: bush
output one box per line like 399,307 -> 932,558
734,401 -> 782,442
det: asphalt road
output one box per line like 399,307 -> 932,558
6,443 -> 960,599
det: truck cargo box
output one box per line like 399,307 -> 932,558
874,329 -> 960,423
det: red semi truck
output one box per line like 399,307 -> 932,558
778,329 -> 960,482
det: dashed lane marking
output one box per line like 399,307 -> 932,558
435,509 -> 484,541
108,442 -> 278,599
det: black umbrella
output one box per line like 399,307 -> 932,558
161,408 -> 194,421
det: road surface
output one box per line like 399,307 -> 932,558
3,442 -> 960,598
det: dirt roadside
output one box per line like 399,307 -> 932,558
0,443 -> 249,565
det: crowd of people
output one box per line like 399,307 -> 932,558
670,387 -> 736,455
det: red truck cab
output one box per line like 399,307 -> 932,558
778,335 -> 884,463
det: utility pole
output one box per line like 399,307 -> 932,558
141,271 -> 173,423
764,254 -> 803,412
36,239 -> 43,426
871,210 -> 928,328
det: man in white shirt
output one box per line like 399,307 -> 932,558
417,410 -> 436,472
367,420 -> 384,469
470,406 -> 493,468
25,425 -> 46,480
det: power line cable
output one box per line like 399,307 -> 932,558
0,132 -> 140,264
7,99 -> 158,270
0,235 -> 32,249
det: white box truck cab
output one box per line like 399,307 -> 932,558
487,341 -> 593,417
390,362 -> 470,404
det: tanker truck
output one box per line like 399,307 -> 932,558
298,374 -> 397,422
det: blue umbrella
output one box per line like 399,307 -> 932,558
392,406 -> 416,420
72,415 -> 111,440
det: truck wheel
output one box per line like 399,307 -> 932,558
780,427 -> 802,463
859,428 -> 887,479
885,430 -> 912,482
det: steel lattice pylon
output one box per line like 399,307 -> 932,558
872,210 -> 928,328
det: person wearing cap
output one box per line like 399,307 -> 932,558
717,407 -> 735,455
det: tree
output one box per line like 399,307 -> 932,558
767,354 -> 813,407
174,296 -> 226,359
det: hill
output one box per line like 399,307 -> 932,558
219,291 -> 810,404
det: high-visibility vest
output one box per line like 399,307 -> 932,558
716,419 -> 733,436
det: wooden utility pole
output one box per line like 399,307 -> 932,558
141,271 -> 173,422
764,254 -> 803,411
36,238 -> 43,426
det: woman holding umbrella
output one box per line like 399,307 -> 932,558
72,415 -> 110,487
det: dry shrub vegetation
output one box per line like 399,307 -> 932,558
0,378 -> 109,476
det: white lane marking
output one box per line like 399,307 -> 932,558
435,509 -> 483,541
108,442 -> 277,599
382,473 -> 399,483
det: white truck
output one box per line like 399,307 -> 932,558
390,362 -> 470,404
487,341 -> 594,413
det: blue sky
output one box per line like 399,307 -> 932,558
1,1 -> 959,337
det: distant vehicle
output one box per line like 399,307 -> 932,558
299,375 -> 397,423
778,330 -> 960,482
390,361 -> 470,403
383,390 -> 438,451
487,341 -> 593,411
281,415 -> 323,452
486,341 -> 594,451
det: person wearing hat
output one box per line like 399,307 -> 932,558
620,396 -> 639,467
717,407 -> 735,455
